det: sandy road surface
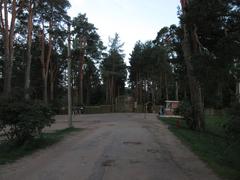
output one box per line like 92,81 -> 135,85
0,113 -> 220,180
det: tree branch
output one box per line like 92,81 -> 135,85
16,0 -> 26,14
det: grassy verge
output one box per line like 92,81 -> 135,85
160,116 -> 240,180
0,127 -> 82,165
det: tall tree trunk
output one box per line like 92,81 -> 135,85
111,57 -> 115,109
144,79 -> 147,103
2,0 -> 21,98
40,28 -> 49,104
151,82 -> 156,112
40,28 -> 46,101
50,79 -> 54,101
76,74 -> 80,105
2,0 -> 10,97
184,86 -> 187,99
79,54 -> 83,105
181,0 -> 205,130
135,73 -> 139,102
45,19 -> 52,104
140,80 -> 143,104
158,75 -> 163,102
217,83 -> 223,107
74,74 -> 79,105
165,74 -> 169,100
236,81 -> 240,103
24,0 -> 34,100
117,85 -> 120,97
49,61 -> 57,102
138,73 -> 140,103
43,77 -> 48,103
86,82 -> 90,105
40,18 -> 52,104
111,75 -> 114,104
175,81 -> 179,101
106,79 -> 109,104
110,75 -> 114,111
182,25 -> 205,130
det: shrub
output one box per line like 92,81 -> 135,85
224,102 -> 240,141
49,98 -> 67,114
176,100 -> 193,128
0,99 -> 55,144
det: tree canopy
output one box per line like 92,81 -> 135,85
0,0 -> 239,120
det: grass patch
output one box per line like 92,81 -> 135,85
160,116 -> 240,180
0,127 -> 82,165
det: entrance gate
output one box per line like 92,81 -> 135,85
115,96 -> 134,112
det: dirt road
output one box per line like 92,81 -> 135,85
0,113 -> 220,180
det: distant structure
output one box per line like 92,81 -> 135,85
164,100 -> 180,115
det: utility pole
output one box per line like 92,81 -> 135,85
80,52 -> 84,105
67,22 -> 73,128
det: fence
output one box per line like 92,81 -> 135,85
84,105 -> 112,114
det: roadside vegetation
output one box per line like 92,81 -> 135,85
160,114 -> 240,180
0,96 -> 82,165
0,0 -> 239,176
0,127 -> 81,165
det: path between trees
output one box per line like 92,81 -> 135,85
0,113 -> 220,180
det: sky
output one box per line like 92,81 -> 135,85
68,0 -> 180,64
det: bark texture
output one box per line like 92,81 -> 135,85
181,0 -> 205,130
24,0 -> 34,100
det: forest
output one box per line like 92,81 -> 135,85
0,1 -> 240,179
0,0 -> 239,132
0,0 -> 128,107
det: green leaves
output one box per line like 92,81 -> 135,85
72,13 -> 105,60
0,99 -> 55,145
100,34 -> 127,102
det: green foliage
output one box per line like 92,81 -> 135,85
176,100 -> 193,128
224,102 -> 240,141
180,0 -> 240,108
72,13 -> 105,60
0,99 -> 55,144
160,116 -> 240,180
71,13 -> 105,105
0,127 -> 81,165
101,33 -> 127,103
129,39 -> 174,104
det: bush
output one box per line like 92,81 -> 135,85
176,100 -> 193,128
49,99 -> 64,114
224,102 -> 240,141
0,99 -> 55,144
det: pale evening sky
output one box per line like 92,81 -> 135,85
68,0 -> 180,64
